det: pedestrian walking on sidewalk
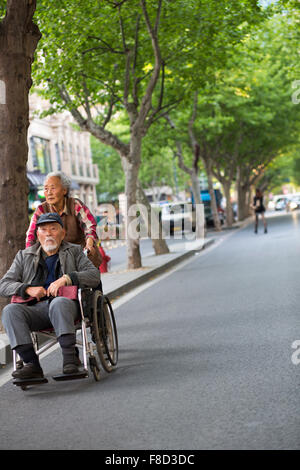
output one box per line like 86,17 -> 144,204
26,171 -> 102,268
252,188 -> 267,234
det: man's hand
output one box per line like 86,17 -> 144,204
25,286 -> 47,301
46,276 -> 67,297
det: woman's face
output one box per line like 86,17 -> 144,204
44,177 -> 67,206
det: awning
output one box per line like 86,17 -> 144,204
27,171 -> 46,189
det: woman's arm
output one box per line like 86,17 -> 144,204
25,206 -> 45,247
74,199 -> 98,244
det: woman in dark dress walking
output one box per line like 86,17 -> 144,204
252,188 -> 267,234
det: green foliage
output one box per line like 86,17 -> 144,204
0,1 -> 6,16
0,0 -> 277,198
260,153 -> 294,193
140,120 -> 189,191
165,10 -> 300,189
91,136 -> 124,202
28,0 -> 265,121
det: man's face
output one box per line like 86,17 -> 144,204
43,176 -> 67,206
37,222 -> 65,254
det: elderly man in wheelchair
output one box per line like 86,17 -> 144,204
0,213 -> 118,388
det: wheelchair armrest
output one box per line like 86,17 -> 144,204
78,281 -> 103,297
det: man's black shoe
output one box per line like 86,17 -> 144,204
63,363 -> 79,375
12,363 -> 44,380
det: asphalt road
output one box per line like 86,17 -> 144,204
0,210 -> 299,450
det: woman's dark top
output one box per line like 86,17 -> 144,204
253,196 -> 266,213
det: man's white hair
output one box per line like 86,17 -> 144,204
45,171 -> 71,195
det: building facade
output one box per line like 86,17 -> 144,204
27,94 -> 99,212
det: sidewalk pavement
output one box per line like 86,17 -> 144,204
0,220 -> 248,367
101,236 -> 214,300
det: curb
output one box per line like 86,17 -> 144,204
0,335 -> 12,367
0,238 -> 214,367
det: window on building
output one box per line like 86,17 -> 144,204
55,143 -> 62,171
61,141 -> 66,161
30,136 -> 52,174
86,163 -> 91,177
84,148 -> 91,163
69,143 -> 76,175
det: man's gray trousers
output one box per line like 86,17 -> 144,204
2,298 -> 80,349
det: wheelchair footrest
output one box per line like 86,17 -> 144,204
13,377 -> 48,387
52,370 -> 89,381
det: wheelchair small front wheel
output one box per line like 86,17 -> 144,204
89,356 -> 101,381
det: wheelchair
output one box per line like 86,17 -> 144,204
12,286 -> 118,390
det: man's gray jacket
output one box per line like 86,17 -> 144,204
0,241 -> 101,298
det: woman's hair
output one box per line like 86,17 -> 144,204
256,188 -> 263,197
45,171 -> 71,196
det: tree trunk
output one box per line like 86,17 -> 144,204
0,0 -> 41,327
222,180 -> 233,227
191,171 -> 201,205
190,171 -> 206,238
236,166 -> 250,221
136,180 -> 170,255
246,189 -> 253,217
121,150 -> 142,269
237,182 -> 249,221
205,161 -> 221,232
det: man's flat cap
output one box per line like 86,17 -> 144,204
36,212 -> 64,227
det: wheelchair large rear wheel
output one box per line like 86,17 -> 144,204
92,291 -> 118,373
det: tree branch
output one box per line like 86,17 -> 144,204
104,0 -> 129,9
188,90 -> 198,152
57,84 -> 129,158
175,143 -> 193,176
143,59 -> 166,128
102,95 -> 117,129
131,14 -> 141,109
84,37 -> 124,55
82,78 -> 92,121
163,114 -> 193,176
137,0 -> 162,125
118,4 -> 128,52
143,99 -> 182,133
